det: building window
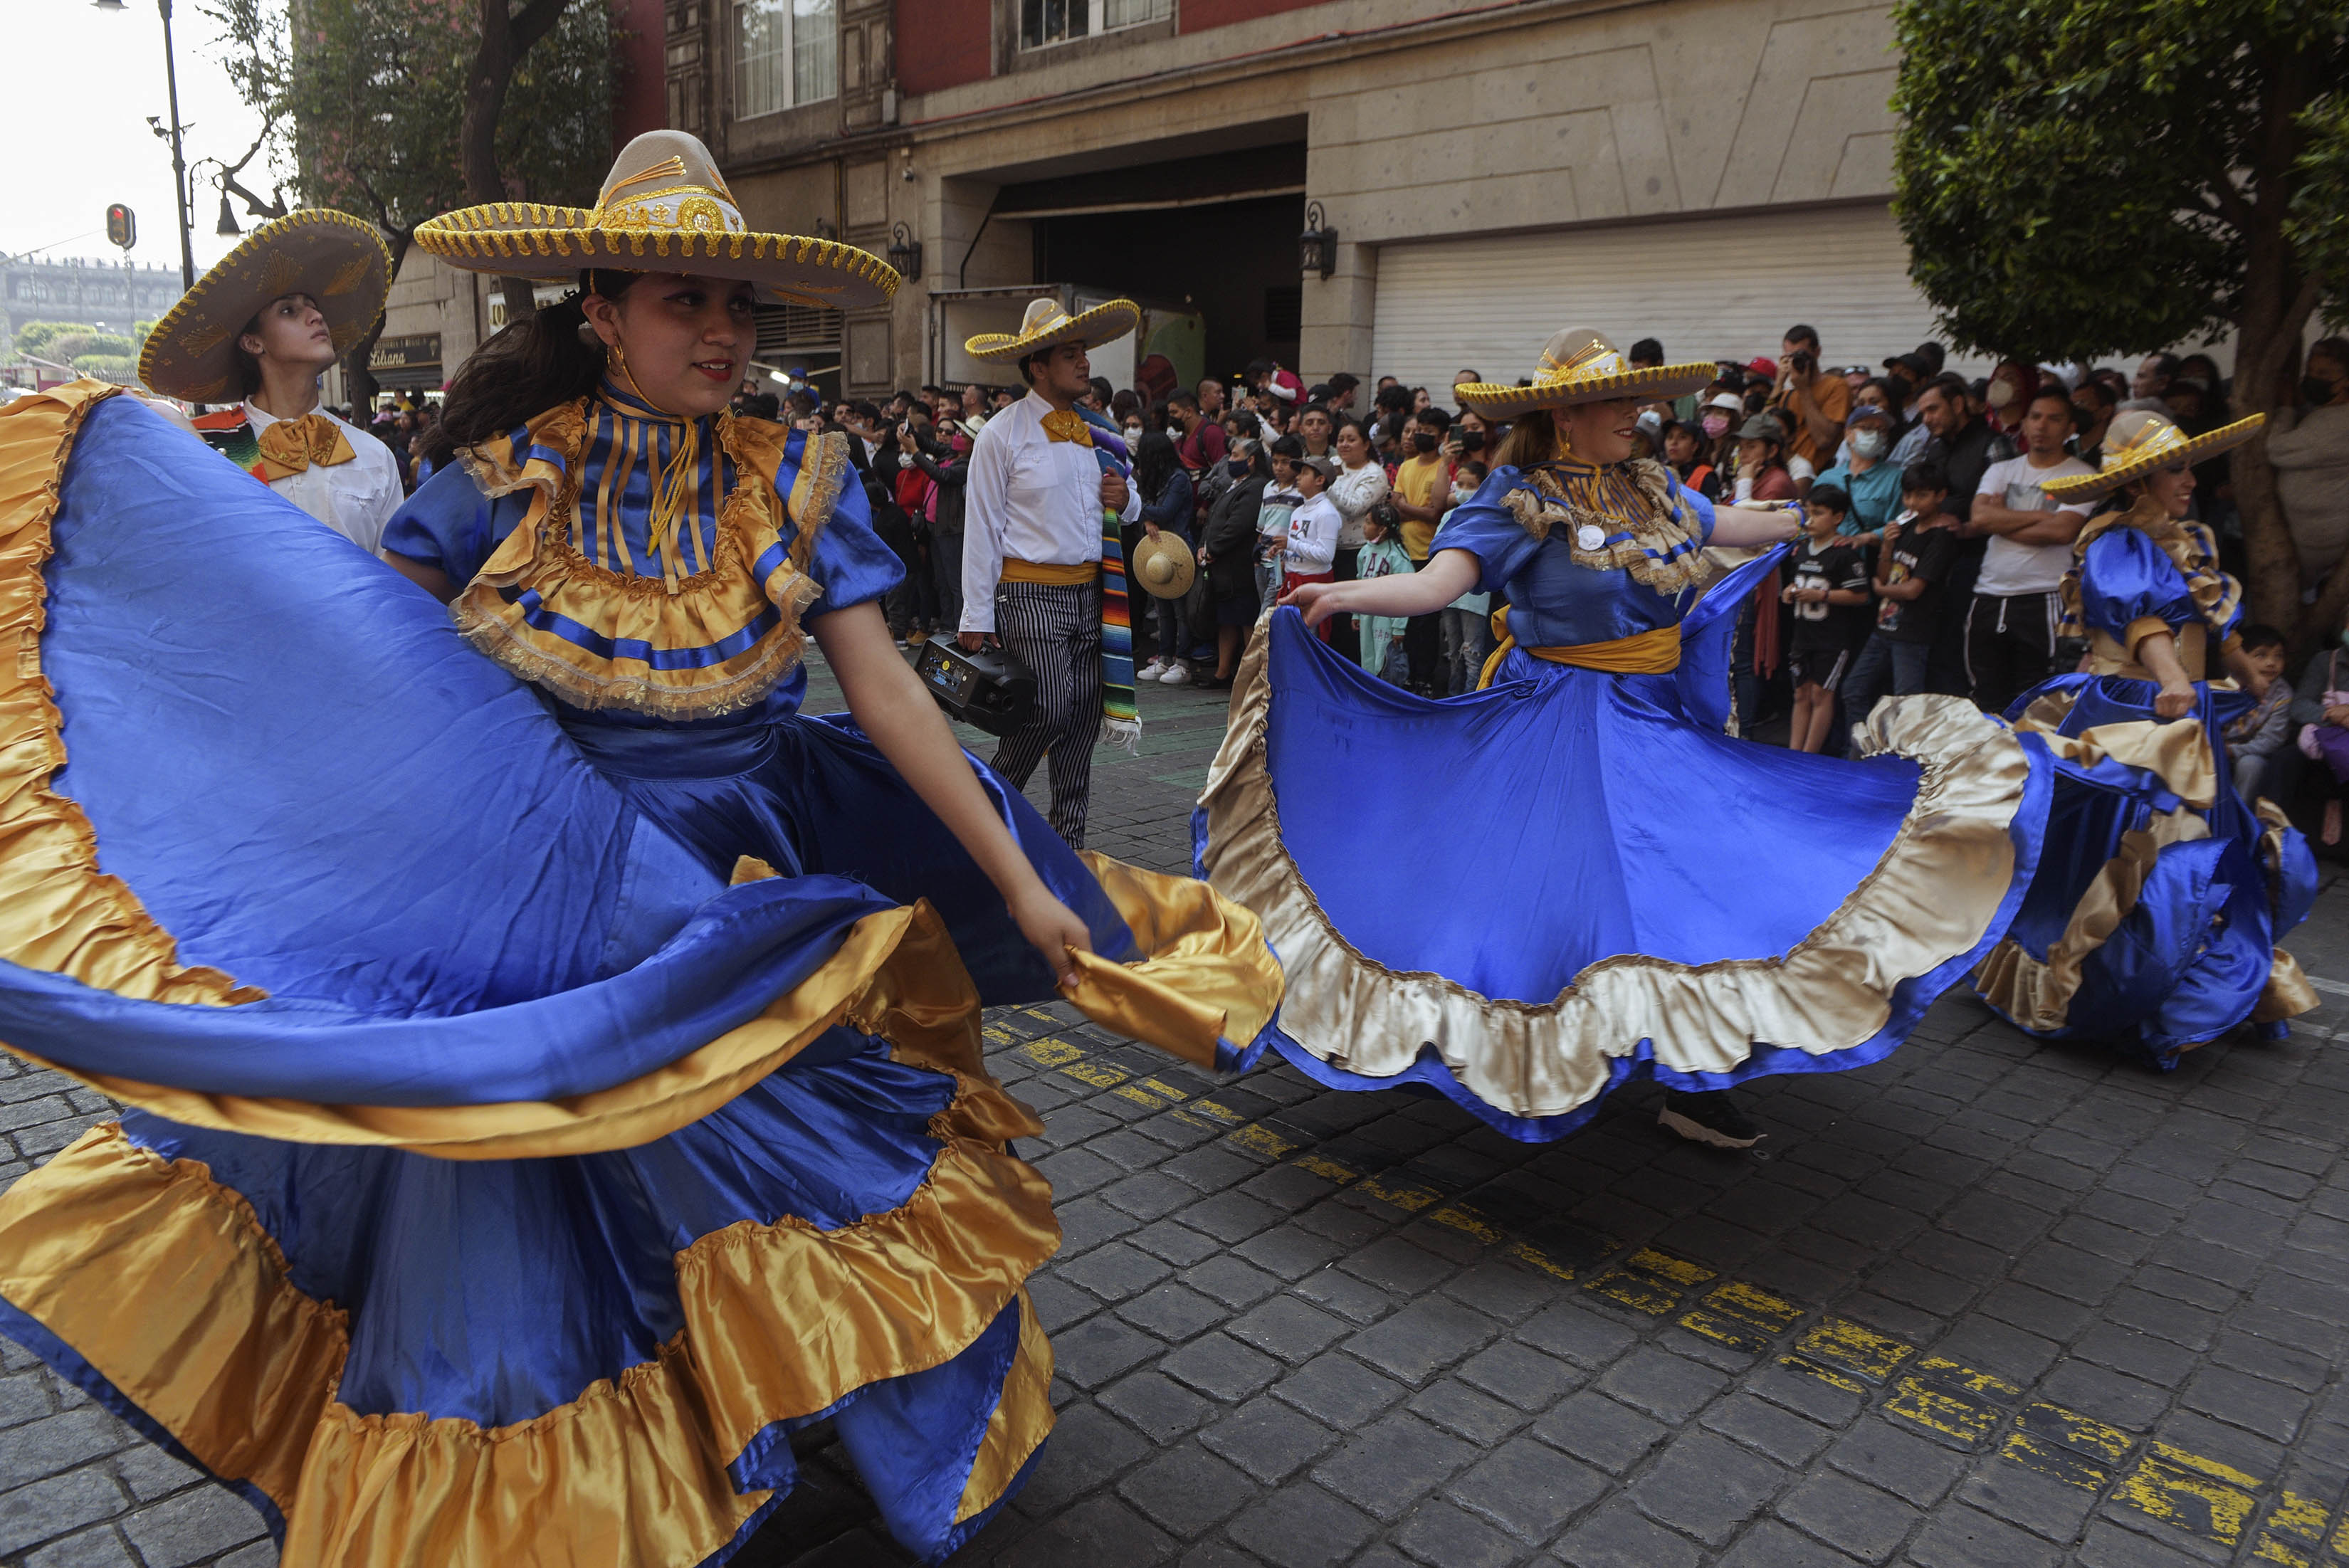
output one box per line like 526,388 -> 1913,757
734,0 -> 835,118
1020,0 -> 1167,49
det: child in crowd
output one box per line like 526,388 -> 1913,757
1440,460 -> 1494,693
1283,454 -> 1342,643
1255,436 -> 1305,611
1780,482 -> 1871,753
1841,461 -> 1959,733
1354,499 -> 1415,683
2228,623 -> 2293,804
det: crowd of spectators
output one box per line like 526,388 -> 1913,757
762,330 -> 2349,744
362,327 -> 2349,816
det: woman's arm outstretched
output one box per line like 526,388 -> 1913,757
1285,549 -> 1480,627
813,600 -> 1092,982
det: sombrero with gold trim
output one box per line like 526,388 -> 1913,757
414,130 -> 898,311
139,210 -> 392,404
965,297 -> 1140,364
2043,409 -> 2266,500
1456,329 -> 1716,416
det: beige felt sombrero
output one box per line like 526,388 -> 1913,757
2042,409 -> 2266,500
1131,530 -> 1197,599
1456,329 -> 1716,417
414,130 -> 898,311
965,297 -> 1140,364
139,210 -> 392,404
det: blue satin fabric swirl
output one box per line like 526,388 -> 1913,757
6,396 -> 1116,1562
1207,549 -> 2045,1142
1992,673 -> 2313,1063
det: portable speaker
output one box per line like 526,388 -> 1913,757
913,638 -> 1038,737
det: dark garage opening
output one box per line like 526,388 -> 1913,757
997,143 -> 1307,391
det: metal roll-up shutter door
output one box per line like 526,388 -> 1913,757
1371,203 -> 1965,391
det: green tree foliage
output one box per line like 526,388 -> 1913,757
14,322 -> 93,359
1892,0 -> 2349,636
204,0 -> 617,399
47,332 -> 138,364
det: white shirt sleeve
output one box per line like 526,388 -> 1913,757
962,421 -> 1014,634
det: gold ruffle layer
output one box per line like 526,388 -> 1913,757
1974,688 -> 2315,1034
449,401 -> 848,722
0,1078 -> 1054,1568
1197,619 -> 2035,1120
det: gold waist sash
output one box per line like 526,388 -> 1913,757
999,558 -> 1098,586
1477,622 -> 1681,690
2087,619 -> 2205,682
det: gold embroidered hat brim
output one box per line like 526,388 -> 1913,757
2041,414 -> 2266,500
964,300 -> 1140,364
412,201 -> 900,311
1456,361 -> 1718,416
138,211 -> 392,404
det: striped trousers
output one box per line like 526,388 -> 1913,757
991,579 -> 1103,848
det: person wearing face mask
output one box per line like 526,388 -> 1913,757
1813,402 -> 1905,539
2269,337 -> 2349,585
1696,390 -> 1743,479
1200,327 -> 2046,1155
1978,408 -> 2315,1061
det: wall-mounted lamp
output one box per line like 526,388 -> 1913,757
1298,201 -> 1337,280
886,221 -> 923,283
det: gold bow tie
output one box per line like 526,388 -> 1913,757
1040,410 -> 1094,448
256,414 -> 357,482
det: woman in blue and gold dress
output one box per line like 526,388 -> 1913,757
0,133 -> 1278,1567
1198,328 -> 2047,1147
1972,408 -> 2316,1060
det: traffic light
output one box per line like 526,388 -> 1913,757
105,204 -> 137,251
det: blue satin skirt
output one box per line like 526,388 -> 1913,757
1196,585 -> 2050,1142
0,387 -> 1277,1567
1976,673 -> 2318,1063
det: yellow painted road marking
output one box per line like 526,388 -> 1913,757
2251,1534 -> 2311,1566
2115,1456 -> 2259,1546
2266,1490 -> 2330,1545
1017,1038 -> 1086,1068
1792,1318 -> 1916,1384
2148,1441 -> 2263,1490
1999,1429 -> 2112,1490
989,1017 -> 2293,1520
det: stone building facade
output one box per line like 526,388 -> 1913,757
381,0 -> 1964,401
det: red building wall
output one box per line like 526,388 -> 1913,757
611,0 -> 668,147
1179,0 -> 1326,32
895,0 -> 994,95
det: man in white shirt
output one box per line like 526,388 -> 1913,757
1966,385 -> 2096,714
137,211 -> 402,554
960,298 -> 1142,848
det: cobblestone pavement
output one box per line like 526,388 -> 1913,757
4,662 -> 2348,1568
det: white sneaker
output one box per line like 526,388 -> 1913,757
1138,658 -> 1169,679
1158,663 -> 1190,685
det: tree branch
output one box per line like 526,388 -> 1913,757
508,0 -> 569,59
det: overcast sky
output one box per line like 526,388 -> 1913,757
10,0 -> 280,278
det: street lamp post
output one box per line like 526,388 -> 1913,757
94,0 -> 198,292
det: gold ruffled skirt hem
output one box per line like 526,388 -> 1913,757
0,1080 -> 1055,1568
1197,616 -> 2042,1125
